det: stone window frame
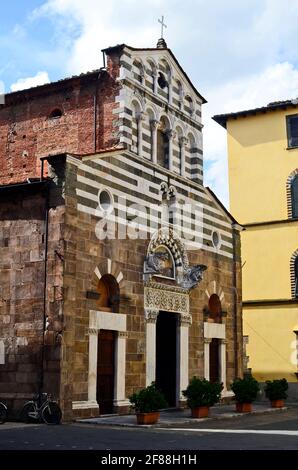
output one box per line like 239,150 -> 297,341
286,169 -> 298,218
286,114 -> 298,149
290,249 -> 298,299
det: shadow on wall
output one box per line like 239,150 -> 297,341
228,113 -> 286,148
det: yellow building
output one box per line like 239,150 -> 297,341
213,100 -> 298,399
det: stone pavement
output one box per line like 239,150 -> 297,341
78,404 -> 288,428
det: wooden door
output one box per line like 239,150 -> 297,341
209,338 -> 220,383
97,330 -> 115,414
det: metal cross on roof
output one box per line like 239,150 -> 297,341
158,15 -> 167,38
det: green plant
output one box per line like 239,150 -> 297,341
129,383 -> 167,413
231,376 -> 260,403
182,377 -> 223,408
264,379 -> 288,401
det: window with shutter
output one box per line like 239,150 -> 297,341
295,257 -> 298,298
291,175 -> 298,218
287,115 -> 298,148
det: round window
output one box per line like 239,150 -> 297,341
212,231 -> 221,249
98,189 -> 113,212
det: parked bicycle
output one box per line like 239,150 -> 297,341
20,393 -> 62,425
0,402 -> 8,424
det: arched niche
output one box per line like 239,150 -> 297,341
97,274 -> 120,313
208,294 -> 222,323
153,245 -> 175,280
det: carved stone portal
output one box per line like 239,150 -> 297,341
144,282 -> 190,316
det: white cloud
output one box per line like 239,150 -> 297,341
31,0 -> 298,87
204,62 -> 298,207
32,0 -> 163,75
26,0 -> 298,208
10,71 -> 50,92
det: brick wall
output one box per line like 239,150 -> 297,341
0,69 -> 121,186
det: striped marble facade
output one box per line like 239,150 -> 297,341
114,46 -> 204,184
73,149 -> 234,260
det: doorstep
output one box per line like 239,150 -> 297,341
77,404 -> 288,428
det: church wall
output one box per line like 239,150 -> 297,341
0,184 -> 65,416
60,152 -> 242,419
0,70 -> 121,186
0,44 -> 243,421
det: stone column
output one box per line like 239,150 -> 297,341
168,79 -> 172,105
150,120 -> 159,164
88,328 -> 100,408
180,137 -> 188,178
167,130 -> 175,172
145,309 -> 158,386
204,338 -> 212,381
153,71 -> 158,94
136,112 -> 144,156
114,331 -> 130,412
178,314 -> 192,404
219,339 -> 227,390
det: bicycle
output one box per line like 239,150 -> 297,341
0,402 -> 8,424
20,393 -> 62,425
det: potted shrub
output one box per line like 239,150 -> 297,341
231,376 -> 260,412
129,382 -> 167,425
264,378 -> 288,408
182,377 -> 223,418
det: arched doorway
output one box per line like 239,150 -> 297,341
155,311 -> 178,407
96,275 -> 120,414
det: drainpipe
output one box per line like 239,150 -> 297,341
232,225 -> 239,379
38,183 -> 49,403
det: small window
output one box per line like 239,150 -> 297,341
287,114 -> 298,148
291,175 -> 298,218
49,108 -> 63,119
212,231 -> 221,249
185,95 -> 194,115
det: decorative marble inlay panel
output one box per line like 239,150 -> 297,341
144,284 -> 189,315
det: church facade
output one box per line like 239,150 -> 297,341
0,40 -> 243,420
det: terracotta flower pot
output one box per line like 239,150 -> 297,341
270,399 -> 284,408
136,411 -> 160,425
191,406 -> 210,418
236,402 -> 252,413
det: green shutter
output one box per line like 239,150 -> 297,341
295,257 -> 298,298
287,115 -> 298,147
292,175 -> 298,218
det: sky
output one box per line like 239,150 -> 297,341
2,0 -> 298,206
